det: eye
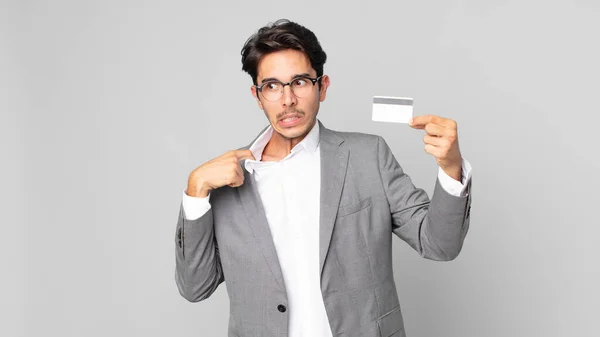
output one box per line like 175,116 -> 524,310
293,78 -> 308,87
264,82 -> 280,91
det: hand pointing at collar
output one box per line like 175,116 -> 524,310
187,150 -> 256,198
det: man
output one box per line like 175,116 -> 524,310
175,19 -> 472,337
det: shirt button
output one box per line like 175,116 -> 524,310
277,304 -> 286,313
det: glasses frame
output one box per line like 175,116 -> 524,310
254,75 -> 324,102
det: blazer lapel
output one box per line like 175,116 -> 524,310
318,121 -> 349,276
237,167 -> 286,290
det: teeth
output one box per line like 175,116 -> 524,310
283,117 -> 299,122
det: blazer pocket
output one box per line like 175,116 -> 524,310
377,305 -> 404,337
336,196 -> 372,218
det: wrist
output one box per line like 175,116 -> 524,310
187,175 -> 211,198
442,165 -> 462,182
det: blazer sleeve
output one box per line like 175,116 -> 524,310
376,136 -> 472,261
174,202 -> 225,302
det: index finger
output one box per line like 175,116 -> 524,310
234,149 -> 256,161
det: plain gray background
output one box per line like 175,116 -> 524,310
3,0 -> 599,336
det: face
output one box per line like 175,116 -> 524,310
251,49 -> 330,143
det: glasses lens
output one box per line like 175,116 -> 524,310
291,77 -> 314,98
261,81 -> 282,101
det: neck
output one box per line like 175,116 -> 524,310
262,119 -> 316,161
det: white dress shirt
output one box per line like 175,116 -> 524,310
182,120 -> 472,337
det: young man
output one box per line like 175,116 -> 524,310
175,19 -> 472,337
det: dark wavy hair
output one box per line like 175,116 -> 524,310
241,19 -> 327,86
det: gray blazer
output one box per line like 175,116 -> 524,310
175,120 -> 472,337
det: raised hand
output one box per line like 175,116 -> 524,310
409,115 -> 462,181
187,150 -> 256,197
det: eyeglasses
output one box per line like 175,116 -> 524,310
255,75 -> 323,102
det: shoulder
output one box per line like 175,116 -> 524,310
324,127 -> 383,149
323,126 -> 396,167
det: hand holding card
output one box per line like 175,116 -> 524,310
409,114 -> 463,181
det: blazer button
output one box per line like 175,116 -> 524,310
277,304 -> 286,313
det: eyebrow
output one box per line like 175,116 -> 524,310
260,73 -> 312,84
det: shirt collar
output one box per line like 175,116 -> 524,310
244,119 -> 320,174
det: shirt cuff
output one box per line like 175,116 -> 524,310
181,189 -> 212,221
437,158 -> 472,197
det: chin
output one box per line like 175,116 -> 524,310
279,128 -> 304,139
279,124 -> 309,140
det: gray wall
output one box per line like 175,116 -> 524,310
3,0 -> 599,336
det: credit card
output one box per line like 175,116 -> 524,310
372,96 -> 413,123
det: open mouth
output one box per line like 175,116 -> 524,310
279,115 -> 302,127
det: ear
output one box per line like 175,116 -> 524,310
250,85 -> 264,110
318,75 -> 331,102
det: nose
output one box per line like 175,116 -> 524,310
281,84 -> 297,107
